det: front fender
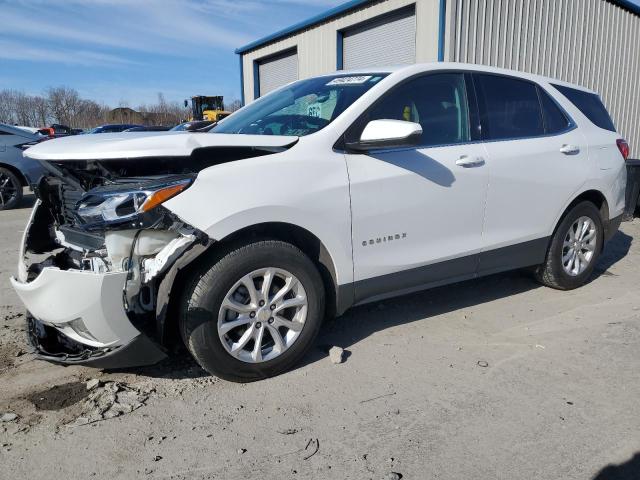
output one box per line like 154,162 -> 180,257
163,148 -> 353,286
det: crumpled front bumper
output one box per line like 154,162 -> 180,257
11,269 -> 167,368
10,203 -> 167,368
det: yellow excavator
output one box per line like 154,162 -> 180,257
184,96 -> 231,122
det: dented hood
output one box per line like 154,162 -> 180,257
24,131 -> 299,161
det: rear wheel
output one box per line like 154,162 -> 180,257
180,240 -> 325,382
535,201 -> 604,290
0,167 -> 22,210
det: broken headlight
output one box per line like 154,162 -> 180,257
76,176 -> 193,228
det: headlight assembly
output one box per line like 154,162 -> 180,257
75,177 -> 193,228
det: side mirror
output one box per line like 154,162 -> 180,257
346,119 -> 422,153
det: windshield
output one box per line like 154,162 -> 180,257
212,74 -> 388,136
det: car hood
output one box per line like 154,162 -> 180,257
23,132 -> 299,161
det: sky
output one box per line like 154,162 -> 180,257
0,0 -> 343,107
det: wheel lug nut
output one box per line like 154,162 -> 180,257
268,317 -> 274,324
255,322 -> 262,328
270,304 -> 276,310
250,312 -> 256,318
259,300 -> 265,307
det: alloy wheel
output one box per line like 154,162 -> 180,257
217,267 -> 308,363
562,216 -> 598,276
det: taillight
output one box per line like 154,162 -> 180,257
616,139 -> 630,160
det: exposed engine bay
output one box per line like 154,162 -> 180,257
17,146 -> 288,363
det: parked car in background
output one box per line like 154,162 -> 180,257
0,124 -> 48,210
170,120 -> 215,132
85,124 -> 143,134
38,124 -> 82,138
123,126 -> 173,132
12,63 -> 628,381
13,126 -> 44,136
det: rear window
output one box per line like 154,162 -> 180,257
475,74 -> 544,140
538,87 -> 572,134
552,84 -> 616,132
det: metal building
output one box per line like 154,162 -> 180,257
236,0 -> 640,153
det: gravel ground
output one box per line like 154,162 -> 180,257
1,193 -> 639,480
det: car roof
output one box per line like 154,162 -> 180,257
334,62 -> 596,94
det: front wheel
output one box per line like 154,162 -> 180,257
180,240 -> 325,382
535,201 -> 604,290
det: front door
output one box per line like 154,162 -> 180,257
344,72 -> 489,303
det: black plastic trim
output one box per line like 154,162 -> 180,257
337,236 -> 551,310
27,315 -> 167,369
605,214 -> 623,242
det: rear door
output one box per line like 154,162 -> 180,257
345,72 -> 489,302
474,73 -> 590,274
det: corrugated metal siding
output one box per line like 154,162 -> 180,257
241,0 -> 440,103
343,7 -> 416,69
447,0 -> 640,155
258,50 -> 299,96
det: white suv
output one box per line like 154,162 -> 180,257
12,63 -> 628,381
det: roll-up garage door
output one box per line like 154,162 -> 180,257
342,7 -> 416,70
258,49 -> 298,97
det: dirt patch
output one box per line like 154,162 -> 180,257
26,381 -> 90,411
0,343 -> 24,373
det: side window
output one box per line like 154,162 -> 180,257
551,84 -> 616,132
475,74 -> 544,140
538,87 -> 572,134
365,73 -> 471,147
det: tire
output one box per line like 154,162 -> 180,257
179,240 -> 325,382
0,167 -> 23,211
535,201 -> 604,290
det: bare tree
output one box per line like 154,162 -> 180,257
47,86 -> 82,126
225,99 -> 242,112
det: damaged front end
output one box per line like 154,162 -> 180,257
11,157 -> 212,368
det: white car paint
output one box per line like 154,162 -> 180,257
25,131 -> 298,161
16,62 -> 627,356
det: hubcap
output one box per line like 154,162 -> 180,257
217,268 -> 308,363
0,173 -> 18,208
562,216 -> 597,276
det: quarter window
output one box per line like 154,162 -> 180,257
363,73 -> 471,147
476,74 -> 544,140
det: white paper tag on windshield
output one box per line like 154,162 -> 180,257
326,76 -> 372,86
307,103 -> 322,118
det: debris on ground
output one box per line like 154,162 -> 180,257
383,473 -> 402,480
359,392 -> 397,404
329,346 -> 345,364
303,438 -> 319,460
278,428 -> 298,435
477,360 -> 489,368
70,382 -> 152,426
86,379 -> 101,391
1,412 -> 18,422
237,448 -> 247,455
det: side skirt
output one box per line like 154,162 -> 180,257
336,236 -> 550,313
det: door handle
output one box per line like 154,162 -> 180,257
456,155 -> 485,167
560,144 -> 580,155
